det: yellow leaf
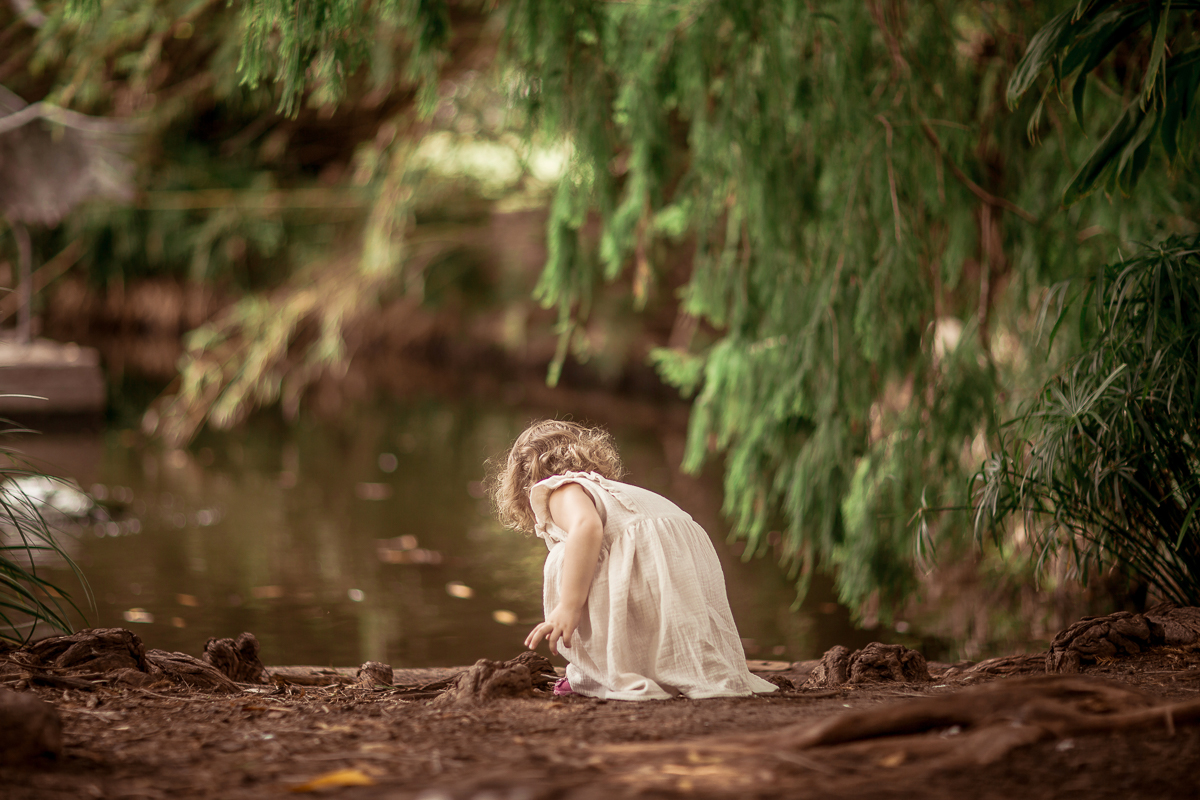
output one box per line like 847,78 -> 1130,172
288,769 -> 375,792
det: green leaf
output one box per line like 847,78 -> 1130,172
1007,6 -> 1080,107
1142,0 -> 1171,106
1038,281 -> 1074,350
1072,71 -> 1087,127
1061,7 -> 1148,77
1176,494 -> 1200,550
1161,49 -> 1200,158
1115,110 -> 1161,191
1027,90 -> 1048,142
1062,103 -> 1146,204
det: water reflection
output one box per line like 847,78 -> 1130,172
7,399 -> 876,668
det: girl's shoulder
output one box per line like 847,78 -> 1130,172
531,471 -> 643,515
531,470 -> 602,494
529,472 -> 611,543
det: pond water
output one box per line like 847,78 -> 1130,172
8,390 -> 881,669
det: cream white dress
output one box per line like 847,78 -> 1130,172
530,471 -> 777,700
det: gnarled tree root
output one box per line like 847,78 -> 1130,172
787,674 -> 1159,750
356,661 -> 394,688
203,632 -> 269,684
21,627 -> 148,674
1048,606 -> 1200,672
804,642 -> 931,688
592,674 -> 1200,783
433,652 -> 557,705
939,652 -> 1047,681
3,628 -> 258,693
145,650 -> 240,693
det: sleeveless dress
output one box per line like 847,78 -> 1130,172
530,471 -> 777,700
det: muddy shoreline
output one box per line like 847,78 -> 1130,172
4,614 -> 1200,799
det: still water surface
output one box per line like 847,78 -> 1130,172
12,395 -> 875,668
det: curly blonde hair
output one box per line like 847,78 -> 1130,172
489,420 -> 624,532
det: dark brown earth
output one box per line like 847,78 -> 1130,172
4,612 -> 1200,800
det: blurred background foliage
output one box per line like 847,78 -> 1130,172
2,0 -> 1199,644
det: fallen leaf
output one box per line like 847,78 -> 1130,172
288,768 -> 375,792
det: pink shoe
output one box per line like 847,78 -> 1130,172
552,676 -> 574,696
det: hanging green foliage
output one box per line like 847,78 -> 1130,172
8,0 -> 1200,618
504,0 -> 1194,614
1007,1 -> 1200,203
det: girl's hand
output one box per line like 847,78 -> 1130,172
525,603 -> 581,656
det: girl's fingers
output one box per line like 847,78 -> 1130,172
526,622 -> 556,650
527,621 -> 576,655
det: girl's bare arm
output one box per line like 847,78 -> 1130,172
524,483 -> 603,655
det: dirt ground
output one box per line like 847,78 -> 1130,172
5,637 -> 1200,800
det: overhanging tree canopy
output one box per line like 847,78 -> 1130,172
502,0 -> 1195,611
8,0 -> 1198,616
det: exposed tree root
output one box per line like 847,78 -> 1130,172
145,650 -> 240,693
786,675 -> 1156,749
804,642 -> 931,688
940,652 -> 1047,680
591,674 -> 1200,788
3,628 -> 369,694
203,632 -> 269,684
20,628 -> 148,674
356,660 -> 394,688
1048,606 -> 1200,672
804,645 -> 851,688
432,652 -> 556,706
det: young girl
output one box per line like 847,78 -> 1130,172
492,419 -> 776,700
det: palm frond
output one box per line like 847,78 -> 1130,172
976,234 -> 1200,604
